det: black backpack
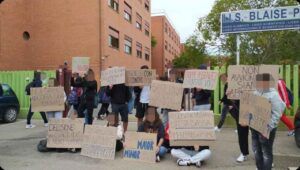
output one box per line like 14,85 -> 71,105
25,82 -> 33,96
37,139 -> 50,152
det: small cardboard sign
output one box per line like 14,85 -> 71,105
149,80 -> 183,110
81,126 -> 117,160
183,70 -> 219,90
169,111 -> 216,146
125,69 -> 156,86
101,67 -> 126,86
239,92 -> 272,138
72,57 -> 90,76
47,118 -> 84,148
227,65 -> 279,99
123,132 -> 157,163
30,87 -> 65,112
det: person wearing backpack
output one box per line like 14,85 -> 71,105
26,71 -> 49,129
71,69 -> 97,125
278,79 -> 295,136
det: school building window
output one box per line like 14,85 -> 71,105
144,21 -> 150,36
165,41 -> 168,50
108,0 -> 119,12
144,0 -> 150,11
136,42 -> 142,58
136,13 -> 142,30
124,36 -> 132,55
124,1 -> 132,22
145,47 -> 150,61
108,26 -> 119,49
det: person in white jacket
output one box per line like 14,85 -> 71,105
107,113 -> 124,152
251,73 -> 286,170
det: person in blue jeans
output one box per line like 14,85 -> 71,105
138,106 -> 168,162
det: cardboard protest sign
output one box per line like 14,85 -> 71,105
183,70 -> 219,90
81,126 -> 117,160
47,118 -> 84,148
72,57 -> 90,76
125,69 -> 156,86
239,92 -> 272,138
123,132 -> 157,163
149,80 -> 184,110
101,67 -> 126,86
227,65 -> 279,99
30,87 -> 65,112
169,111 -> 216,146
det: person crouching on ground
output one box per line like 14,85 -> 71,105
246,73 -> 286,170
106,113 -> 124,152
137,106 -> 168,162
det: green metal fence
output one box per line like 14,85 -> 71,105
0,66 -> 298,119
0,71 -> 56,118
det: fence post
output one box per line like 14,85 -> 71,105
213,66 -> 220,115
293,65 -> 299,114
285,65 -> 291,115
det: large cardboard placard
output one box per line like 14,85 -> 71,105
227,65 -> 279,99
149,80 -> 183,110
47,118 -> 84,148
81,126 -> 117,160
169,111 -> 216,146
239,92 -> 272,138
72,57 -> 90,76
30,87 -> 65,112
123,132 -> 157,163
125,69 -> 156,86
101,67 -> 126,86
183,70 -> 219,90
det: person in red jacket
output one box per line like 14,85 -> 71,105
278,79 -> 295,136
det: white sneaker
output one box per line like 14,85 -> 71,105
287,130 -> 295,136
26,124 -> 36,129
195,161 -> 201,168
177,159 -> 189,166
236,154 -> 247,163
44,123 -> 49,127
235,130 -> 238,133
156,155 -> 160,162
214,126 -> 221,132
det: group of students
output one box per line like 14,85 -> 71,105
27,65 -> 299,170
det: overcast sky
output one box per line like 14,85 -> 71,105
152,0 -> 215,43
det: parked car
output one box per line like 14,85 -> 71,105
0,84 -> 20,123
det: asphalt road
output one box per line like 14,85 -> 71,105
0,118 -> 299,170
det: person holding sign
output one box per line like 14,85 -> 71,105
134,65 -> 151,128
106,113 -> 124,152
248,74 -> 286,170
106,83 -> 131,132
71,69 -> 97,125
137,106 -> 167,162
46,78 -> 66,119
26,71 -> 49,129
192,65 -> 212,111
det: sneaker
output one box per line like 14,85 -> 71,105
100,114 -> 106,120
177,159 -> 189,166
287,130 -> 295,136
26,124 -> 36,129
236,154 -> 247,163
44,123 -> 49,127
214,126 -> 221,132
235,130 -> 238,133
272,163 -> 274,168
195,161 -> 201,168
156,155 -> 160,162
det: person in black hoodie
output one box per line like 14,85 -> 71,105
71,69 -> 97,125
26,71 -> 48,129
106,83 -> 131,132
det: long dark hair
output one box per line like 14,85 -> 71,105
142,107 -> 162,133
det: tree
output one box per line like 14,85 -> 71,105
198,0 -> 300,65
173,35 -> 207,68
151,36 -> 157,48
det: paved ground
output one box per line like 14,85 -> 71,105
0,118 -> 299,170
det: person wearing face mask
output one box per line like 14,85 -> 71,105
137,106 -> 167,162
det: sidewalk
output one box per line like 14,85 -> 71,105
0,118 -> 299,170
